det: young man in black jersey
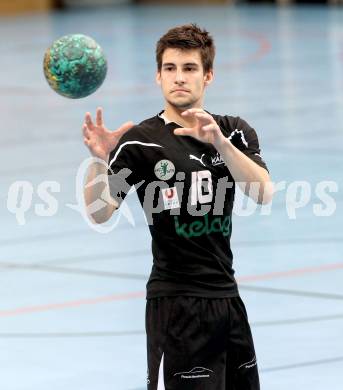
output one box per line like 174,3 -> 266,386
83,24 -> 273,390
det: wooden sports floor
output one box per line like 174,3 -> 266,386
0,3 -> 342,389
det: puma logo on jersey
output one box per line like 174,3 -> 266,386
189,153 -> 206,167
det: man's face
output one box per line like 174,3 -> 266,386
156,48 -> 213,109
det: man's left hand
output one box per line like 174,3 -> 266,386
174,108 -> 225,148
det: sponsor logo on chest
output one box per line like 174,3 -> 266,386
154,159 -> 175,180
161,187 -> 180,210
189,152 -> 225,167
211,152 -> 224,166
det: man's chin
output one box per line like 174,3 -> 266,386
167,97 -> 196,109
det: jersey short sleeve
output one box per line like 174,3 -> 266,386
107,126 -> 143,206
225,116 -> 269,172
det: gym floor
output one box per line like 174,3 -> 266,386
0,3 -> 342,390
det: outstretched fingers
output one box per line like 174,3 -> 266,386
195,112 -> 212,125
182,109 -> 213,126
85,112 -> 94,130
174,127 -> 194,136
83,123 -> 90,139
195,112 -> 209,119
96,107 -> 103,126
82,123 -> 93,147
202,123 -> 217,132
181,108 -> 205,116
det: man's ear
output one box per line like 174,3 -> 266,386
156,71 -> 161,85
204,69 -> 214,86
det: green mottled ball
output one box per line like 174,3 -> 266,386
43,34 -> 107,99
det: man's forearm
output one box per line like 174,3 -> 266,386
84,158 -> 118,223
214,138 -> 273,204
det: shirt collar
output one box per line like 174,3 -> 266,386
157,110 -> 183,127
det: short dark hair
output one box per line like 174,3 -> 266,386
156,23 -> 215,73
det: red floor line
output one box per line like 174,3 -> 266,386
1,262 -> 342,318
234,30 -> 272,68
237,262 -> 343,283
0,291 -> 145,318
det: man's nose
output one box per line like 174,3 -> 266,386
175,69 -> 185,84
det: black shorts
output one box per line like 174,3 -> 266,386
146,296 -> 259,390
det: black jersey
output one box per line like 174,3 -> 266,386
108,112 -> 268,298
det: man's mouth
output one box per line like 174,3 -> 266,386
172,89 -> 190,93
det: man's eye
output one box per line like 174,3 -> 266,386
185,67 -> 195,71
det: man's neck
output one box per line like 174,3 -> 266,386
163,103 -> 202,128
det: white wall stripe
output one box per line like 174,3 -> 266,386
109,141 -> 163,167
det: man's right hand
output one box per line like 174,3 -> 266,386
82,107 -> 134,161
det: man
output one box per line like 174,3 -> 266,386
82,24 -> 273,390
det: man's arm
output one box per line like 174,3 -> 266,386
82,107 -> 134,224
174,108 -> 273,205
84,158 -> 118,224
213,138 -> 273,204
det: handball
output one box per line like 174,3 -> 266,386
43,34 -> 107,99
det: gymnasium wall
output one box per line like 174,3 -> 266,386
0,0 -> 341,16
0,0 -> 56,15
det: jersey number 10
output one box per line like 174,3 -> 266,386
190,170 -> 213,205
